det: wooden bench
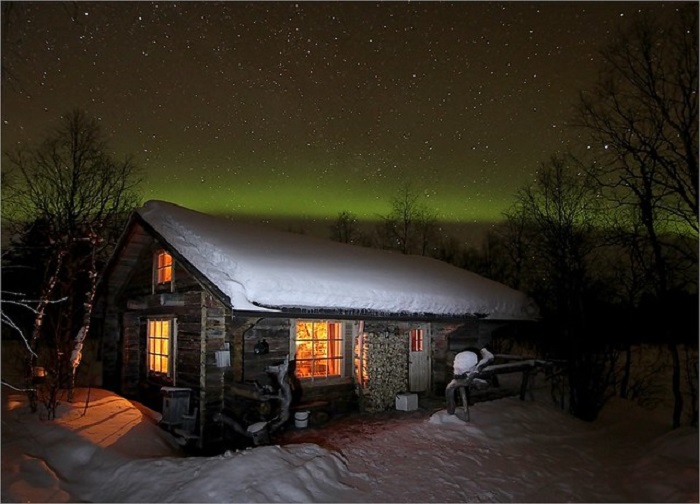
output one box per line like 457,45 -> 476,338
447,355 -> 555,421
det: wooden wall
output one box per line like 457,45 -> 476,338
101,221 -> 522,451
222,317 -> 359,427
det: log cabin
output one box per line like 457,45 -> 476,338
96,200 -> 538,451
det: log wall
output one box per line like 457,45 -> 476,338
101,221 -> 520,451
222,317 -> 358,422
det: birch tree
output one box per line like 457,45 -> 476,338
4,109 -> 140,416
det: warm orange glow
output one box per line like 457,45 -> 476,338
410,328 -> 424,352
55,389 -> 144,449
148,319 -> 171,375
156,251 -> 173,284
354,331 -> 369,389
295,321 -> 342,378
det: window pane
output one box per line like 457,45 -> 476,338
410,329 -> 424,352
294,321 -> 343,379
156,252 -> 173,284
147,319 -> 172,376
295,321 -> 313,340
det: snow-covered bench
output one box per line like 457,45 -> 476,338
446,354 -> 554,421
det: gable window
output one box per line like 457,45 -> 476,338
147,319 -> 174,377
294,320 -> 343,379
155,250 -> 173,285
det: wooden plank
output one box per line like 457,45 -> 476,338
198,292 -> 207,448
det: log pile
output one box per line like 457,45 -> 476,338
363,329 -> 408,412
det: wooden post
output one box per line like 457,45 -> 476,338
459,386 -> 470,421
520,369 -> 531,401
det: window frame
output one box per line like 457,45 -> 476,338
291,319 -> 345,382
354,327 -> 370,390
146,317 -> 177,380
153,249 -> 174,292
410,328 -> 424,352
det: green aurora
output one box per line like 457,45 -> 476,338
140,169 -> 516,222
2,2 -> 674,228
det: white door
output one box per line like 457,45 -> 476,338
408,327 -> 429,392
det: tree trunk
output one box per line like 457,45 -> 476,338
26,248 -> 66,412
68,237 -> 100,402
683,344 -> 698,427
620,344 -> 632,399
669,342 -> 683,428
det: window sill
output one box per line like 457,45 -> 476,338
297,376 -> 353,387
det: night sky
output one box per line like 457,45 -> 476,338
1,1 -> 680,226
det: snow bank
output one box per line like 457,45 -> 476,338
3,388 -> 697,503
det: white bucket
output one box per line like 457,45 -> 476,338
246,421 -> 269,445
294,411 -> 310,428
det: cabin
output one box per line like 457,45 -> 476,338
96,200 -> 538,451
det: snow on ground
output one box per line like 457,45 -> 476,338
2,387 -> 697,503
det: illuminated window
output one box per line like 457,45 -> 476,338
155,251 -> 173,284
410,328 -> 424,352
147,319 -> 173,376
354,330 -> 369,390
294,320 -> 343,379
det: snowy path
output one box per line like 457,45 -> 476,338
279,396 -> 696,503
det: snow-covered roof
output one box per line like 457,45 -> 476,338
136,200 -> 539,320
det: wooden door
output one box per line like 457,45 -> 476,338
408,327 -> 429,392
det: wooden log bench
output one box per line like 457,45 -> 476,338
446,355 -> 554,421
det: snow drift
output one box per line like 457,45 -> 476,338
2,388 -> 697,503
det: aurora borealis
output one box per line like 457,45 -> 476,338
1,1 -> 680,225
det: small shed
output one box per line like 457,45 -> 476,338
97,200 -> 538,451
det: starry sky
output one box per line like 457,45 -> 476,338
1,1 -> 681,226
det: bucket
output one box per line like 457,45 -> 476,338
247,421 -> 270,446
294,410 -> 310,428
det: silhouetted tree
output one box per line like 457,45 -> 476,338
507,154 -> 607,420
577,6 -> 699,427
490,205 -> 531,291
432,235 -> 467,269
378,183 -> 438,255
330,211 -> 360,244
4,109 -> 141,416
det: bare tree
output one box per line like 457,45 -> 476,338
577,6 -> 699,428
517,154 -> 599,314
491,204 -> 531,291
378,183 -> 439,255
508,154 -> 606,420
4,109 -> 140,416
432,234 -> 467,269
579,7 -> 698,242
330,210 -> 360,244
